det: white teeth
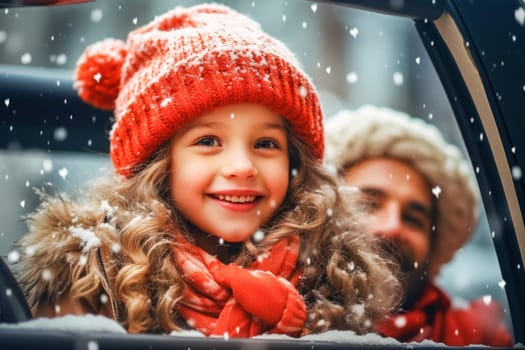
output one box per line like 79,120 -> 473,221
216,194 -> 256,203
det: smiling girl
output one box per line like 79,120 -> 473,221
15,3 -> 400,338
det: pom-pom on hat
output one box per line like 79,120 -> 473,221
324,105 -> 480,278
74,3 -> 323,178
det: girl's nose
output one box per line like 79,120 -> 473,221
220,148 -> 258,179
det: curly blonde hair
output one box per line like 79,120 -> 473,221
18,121 -> 401,335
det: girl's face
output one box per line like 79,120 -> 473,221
169,103 -> 290,245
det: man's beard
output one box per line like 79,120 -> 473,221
381,240 -> 430,310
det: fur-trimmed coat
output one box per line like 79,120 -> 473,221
13,179 -> 402,335
14,192 -> 131,322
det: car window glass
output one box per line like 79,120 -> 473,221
0,0 -> 514,340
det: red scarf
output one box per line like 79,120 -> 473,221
172,233 -> 306,338
376,283 -> 513,346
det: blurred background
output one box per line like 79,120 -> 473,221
0,0 -> 511,327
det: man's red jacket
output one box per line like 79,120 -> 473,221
376,283 -> 513,346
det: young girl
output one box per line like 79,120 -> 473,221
15,3 -> 400,338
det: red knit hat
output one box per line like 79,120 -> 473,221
74,3 -> 323,178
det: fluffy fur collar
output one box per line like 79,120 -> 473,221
14,190 -> 129,314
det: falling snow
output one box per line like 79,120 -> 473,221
512,165 -> 522,180
253,230 -> 265,242
432,186 -> 441,198
100,200 -> 115,216
394,315 -> 407,328
42,159 -> 53,173
59,167 -> 69,179
351,304 -> 365,319
53,54 -> 68,66
21,53 -> 32,64
297,86 -> 307,97
54,127 -> 67,141
346,72 -> 358,84
7,250 -> 19,263
69,226 -> 101,252
79,254 -> 88,266
159,97 -> 172,108
515,7 -> 525,26
111,243 -> 121,253
90,9 -> 103,23
41,269 -> 52,281
393,72 -> 404,86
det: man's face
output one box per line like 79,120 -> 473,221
343,157 -> 434,308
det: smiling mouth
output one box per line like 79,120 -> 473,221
212,194 -> 259,203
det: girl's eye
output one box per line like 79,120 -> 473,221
196,136 -> 220,147
255,138 -> 279,149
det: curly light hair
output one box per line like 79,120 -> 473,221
18,119 -> 401,335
